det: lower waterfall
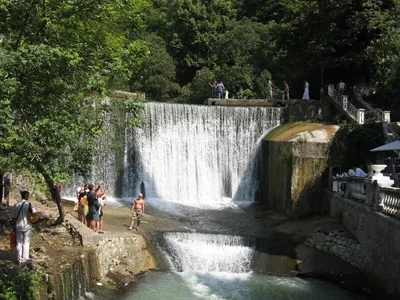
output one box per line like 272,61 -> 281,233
116,231 -> 365,300
163,232 -> 255,273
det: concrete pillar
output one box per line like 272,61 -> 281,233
357,109 -> 365,124
342,96 -> 348,110
365,180 -> 374,206
328,167 -> 333,191
384,111 -> 391,123
328,84 -> 335,97
373,181 -> 384,212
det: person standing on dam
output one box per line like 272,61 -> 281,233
129,193 -> 145,231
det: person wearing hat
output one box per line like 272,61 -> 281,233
11,190 -> 37,264
128,193 -> 145,231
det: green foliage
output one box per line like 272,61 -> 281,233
278,144 -> 293,163
0,0 -> 149,189
278,0 -> 400,86
137,0 -> 400,103
149,0 -> 236,83
130,34 -> 180,101
329,121 -> 385,167
296,134 -> 308,143
185,67 -> 215,104
0,267 -> 44,300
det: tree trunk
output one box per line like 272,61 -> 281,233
41,172 -> 64,224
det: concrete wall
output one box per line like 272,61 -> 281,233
261,140 -> 330,218
65,215 -> 156,279
282,99 -> 334,123
329,192 -> 400,296
95,235 -> 156,279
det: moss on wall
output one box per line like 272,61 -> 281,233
261,123 -> 333,218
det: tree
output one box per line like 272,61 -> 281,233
235,0 -> 286,24
278,0 -> 400,88
130,34 -> 180,101
215,18 -> 279,98
148,0 -> 236,84
0,0 -> 149,222
185,67 -> 215,104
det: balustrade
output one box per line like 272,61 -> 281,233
379,187 -> 400,217
332,177 -> 400,218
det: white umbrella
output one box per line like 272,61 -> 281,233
370,140 -> 400,152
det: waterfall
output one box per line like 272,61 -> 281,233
123,103 -> 281,205
163,232 -> 255,273
62,109 -> 123,201
54,255 -> 92,300
63,102 -> 281,206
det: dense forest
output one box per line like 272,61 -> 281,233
130,0 -> 400,106
0,0 -> 400,219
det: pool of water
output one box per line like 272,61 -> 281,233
117,271 -> 364,300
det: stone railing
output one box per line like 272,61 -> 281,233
327,84 -> 391,126
379,187 -> 400,218
327,85 -> 358,123
332,177 -> 400,218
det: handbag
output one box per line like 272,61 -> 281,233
10,231 -> 16,248
27,202 -> 39,224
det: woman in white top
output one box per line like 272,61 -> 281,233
97,195 -> 106,233
302,81 -> 310,100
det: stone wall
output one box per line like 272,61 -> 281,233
282,99 -> 334,123
64,214 -> 156,280
304,230 -> 363,268
328,192 -> 400,296
261,140 -> 330,217
95,235 -> 156,279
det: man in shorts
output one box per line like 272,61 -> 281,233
129,193 -> 145,231
86,182 -> 104,232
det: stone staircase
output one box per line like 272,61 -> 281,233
326,84 -> 398,143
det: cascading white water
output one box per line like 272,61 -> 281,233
62,111 -> 120,200
121,233 -> 365,300
63,102 -> 281,206
163,232 -> 255,273
123,103 -> 281,205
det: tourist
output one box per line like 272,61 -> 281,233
302,81 -> 310,100
353,166 -> 369,178
129,193 -> 145,231
208,79 -> 217,98
348,168 -> 356,177
225,89 -> 229,99
215,81 -> 225,99
97,189 -> 106,234
11,190 -> 37,264
337,80 -> 346,98
3,171 -> 12,206
282,81 -> 290,101
78,184 -> 89,224
86,182 -> 104,232
267,79 -> 274,101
